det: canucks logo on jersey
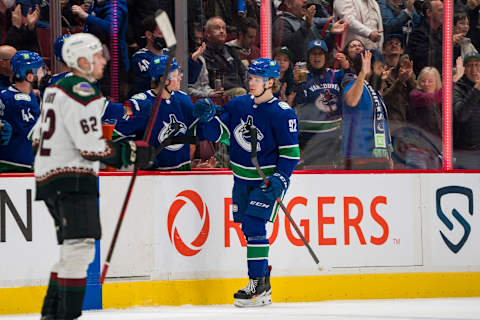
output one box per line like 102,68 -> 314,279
158,114 -> 187,151
233,115 -> 264,152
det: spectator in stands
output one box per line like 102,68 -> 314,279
0,0 -> 15,44
203,16 -> 248,97
0,45 -> 16,89
273,46 -> 296,105
341,39 -> 365,72
377,0 -> 420,39
72,0 -> 129,98
226,17 -> 260,66
125,0 -> 165,52
4,4 -> 40,52
382,34 -> 416,122
274,0 -> 346,61
294,39 -> 345,169
466,0 -> 480,50
333,0 -> 384,50
0,50 -> 43,172
407,0 -> 443,75
453,11 -> 478,62
342,50 -> 393,169
405,66 -> 442,169
187,24 -> 224,98
453,52 -> 480,168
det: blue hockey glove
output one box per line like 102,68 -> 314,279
193,98 -> 218,123
0,119 -> 12,146
261,172 -> 289,202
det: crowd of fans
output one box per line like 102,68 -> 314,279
0,0 -> 479,172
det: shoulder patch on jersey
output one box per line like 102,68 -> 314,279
177,90 -> 188,96
73,82 -> 95,97
278,101 -> 291,110
132,92 -> 147,100
15,93 -> 32,102
55,75 -> 101,105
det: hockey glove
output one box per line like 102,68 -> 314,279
0,119 -> 12,146
193,98 -> 219,123
129,140 -> 156,169
261,171 -> 289,202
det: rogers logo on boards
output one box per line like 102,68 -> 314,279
167,190 -> 210,256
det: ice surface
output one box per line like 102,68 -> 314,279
1,298 -> 479,320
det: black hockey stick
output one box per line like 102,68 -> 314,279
100,9 -> 178,284
249,125 -> 324,271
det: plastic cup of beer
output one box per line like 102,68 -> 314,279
295,62 -> 307,83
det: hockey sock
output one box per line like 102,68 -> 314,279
57,277 -> 86,319
246,236 -> 270,279
41,272 -> 59,317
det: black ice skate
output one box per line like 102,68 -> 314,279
233,277 -> 272,307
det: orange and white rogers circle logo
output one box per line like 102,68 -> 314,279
167,190 -> 210,256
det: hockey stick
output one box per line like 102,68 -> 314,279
99,9 -> 178,284
249,125 -> 324,271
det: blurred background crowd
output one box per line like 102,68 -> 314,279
0,0 -> 479,171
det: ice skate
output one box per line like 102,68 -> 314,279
233,277 -> 272,307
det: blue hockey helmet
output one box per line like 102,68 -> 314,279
11,51 -> 44,79
148,55 -> 179,82
54,34 -> 71,63
248,58 -> 280,79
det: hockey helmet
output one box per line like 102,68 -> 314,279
248,58 -> 280,79
54,34 -> 71,63
10,50 -> 44,80
62,33 -> 104,72
148,55 -> 179,82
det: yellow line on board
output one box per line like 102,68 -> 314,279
102,272 -> 480,309
2,273 -> 480,314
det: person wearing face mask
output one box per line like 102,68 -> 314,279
294,39 -> 345,169
0,50 -> 43,172
342,49 -> 394,169
129,15 -> 204,96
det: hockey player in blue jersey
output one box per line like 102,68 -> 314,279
0,50 -> 44,172
294,39 -> 345,169
116,54 -> 200,170
195,58 -> 300,307
47,34 -> 73,86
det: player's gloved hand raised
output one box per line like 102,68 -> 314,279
129,140 -> 156,169
0,119 -> 12,146
261,172 -> 289,202
193,98 -> 220,123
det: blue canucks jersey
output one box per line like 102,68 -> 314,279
201,95 -> 300,185
47,71 -> 73,87
0,86 -> 40,168
113,89 -> 156,141
150,91 -> 199,170
0,74 -> 11,90
130,48 -> 156,95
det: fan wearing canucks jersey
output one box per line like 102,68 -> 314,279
0,50 -> 44,172
196,58 -> 300,307
294,39 -> 344,169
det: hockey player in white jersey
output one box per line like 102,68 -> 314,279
34,33 -> 155,320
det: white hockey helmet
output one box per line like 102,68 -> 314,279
62,33 -> 104,72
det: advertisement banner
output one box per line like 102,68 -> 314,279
0,177 -> 57,286
421,174 -> 480,266
136,174 -> 423,279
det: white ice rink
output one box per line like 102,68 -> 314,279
1,298 -> 480,320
